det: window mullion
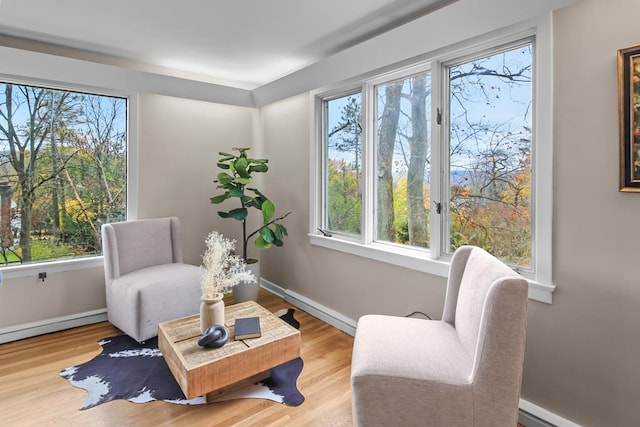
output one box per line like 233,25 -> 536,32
430,61 -> 444,259
361,84 -> 375,245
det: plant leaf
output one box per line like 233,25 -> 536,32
228,187 -> 244,198
248,164 -> 269,173
244,198 -> 260,208
236,176 -> 251,185
275,223 -> 287,239
210,193 -> 228,204
260,227 -> 275,243
248,187 -> 266,198
262,199 -> 275,222
228,208 -> 248,221
255,235 -> 272,249
234,158 -> 250,178
217,173 -> 233,185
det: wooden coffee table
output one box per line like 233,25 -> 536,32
158,300 -> 301,401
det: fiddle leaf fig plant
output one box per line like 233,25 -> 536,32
210,147 -> 290,263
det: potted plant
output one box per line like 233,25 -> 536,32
210,147 -> 290,302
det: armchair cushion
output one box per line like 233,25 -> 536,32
107,263 -> 202,343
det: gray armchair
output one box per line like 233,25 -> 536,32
351,245 -> 528,427
101,217 -> 201,342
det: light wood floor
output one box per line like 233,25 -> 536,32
0,290 -> 354,427
0,290 -> 527,427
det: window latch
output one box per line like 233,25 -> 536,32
317,228 -> 333,237
433,201 -> 442,214
436,107 -> 442,125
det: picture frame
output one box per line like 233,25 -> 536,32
618,44 -> 640,192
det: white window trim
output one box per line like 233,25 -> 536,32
310,17 -> 555,304
0,75 -> 138,276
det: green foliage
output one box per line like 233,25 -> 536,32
449,162 -> 532,268
326,159 -> 361,234
31,240 -> 77,261
210,147 -> 290,261
0,83 -> 127,265
0,250 -> 20,265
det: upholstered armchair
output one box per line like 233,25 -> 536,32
101,217 -> 202,343
351,245 -> 528,427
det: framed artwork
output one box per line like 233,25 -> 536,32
618,44 -> 640,192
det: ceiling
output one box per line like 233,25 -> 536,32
0,0 -> 454,89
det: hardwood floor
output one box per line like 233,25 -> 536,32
0,290 -> 527,427
0,290 -> 353,427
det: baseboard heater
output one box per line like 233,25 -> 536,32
0,308 -> 107,344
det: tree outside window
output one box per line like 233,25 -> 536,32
0,82 -> 127,265
319,40 -> 533,270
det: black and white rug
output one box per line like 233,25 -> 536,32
60,308 -> 304,410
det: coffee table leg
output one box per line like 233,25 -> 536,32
204,370 -> 271,402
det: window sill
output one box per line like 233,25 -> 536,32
0,256 -> 104,280
308,234 -> 555,304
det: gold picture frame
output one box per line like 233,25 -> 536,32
618,44 -> 640,192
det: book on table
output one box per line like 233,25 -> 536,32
234,316 -> 262,340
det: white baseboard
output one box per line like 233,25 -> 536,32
519,398 -> 582,427
284,289 -> 357,336
261,278 -> 582,427
0,308 -> 107,344
259,277 -> 286,299
259,278 -> 357,336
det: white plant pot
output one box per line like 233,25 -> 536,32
233,261 -> 260,303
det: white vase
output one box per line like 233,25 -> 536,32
233,261 -> 260,303
200,293 -> 225,333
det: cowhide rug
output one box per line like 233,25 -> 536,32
60,308 -> 304,410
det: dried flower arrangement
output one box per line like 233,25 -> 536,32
200,231 -> 255,299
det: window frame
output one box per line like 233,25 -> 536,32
310,23 -> 555,304
0,75 -> 138,280
438,39 -> 536,270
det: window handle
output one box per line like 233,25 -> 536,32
317,228 -> 333,237
433,201 -> 442,214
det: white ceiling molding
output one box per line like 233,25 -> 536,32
0,45 -> 254,107
252,0 -> 580,107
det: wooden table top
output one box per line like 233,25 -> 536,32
158,300 -> 300,399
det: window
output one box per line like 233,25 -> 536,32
0,81 -> 127,266
375,71 -> 431,249
312,32 -> 553,298
443,43 -> 533,268
324,93 -> 362,236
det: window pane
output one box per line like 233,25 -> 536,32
0,82 -> 127,265
324,93 -> 362,235
375,72 -> 431,248
447,44 -> 532,268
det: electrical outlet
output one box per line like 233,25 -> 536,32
38,272 -> 47,282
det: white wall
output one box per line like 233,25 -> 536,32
0,266 -> 105,329
522,0 -> 640,425
136,93 -> 256,264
